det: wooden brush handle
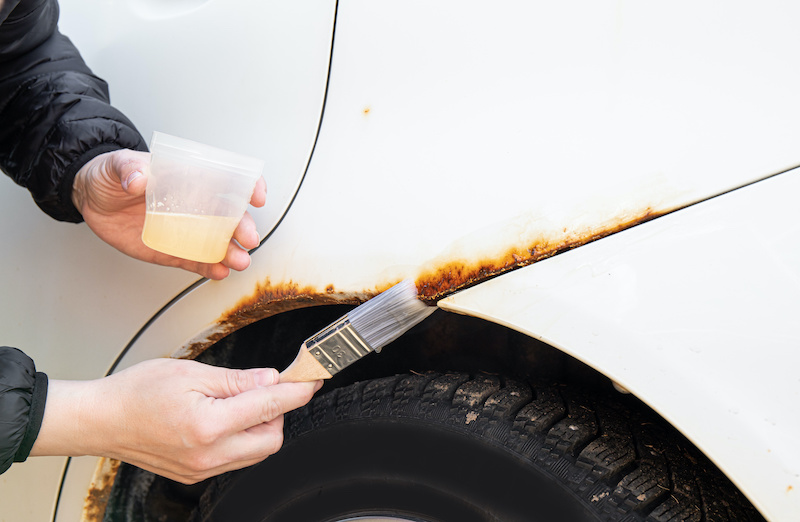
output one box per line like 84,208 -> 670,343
280,345 -> 333,382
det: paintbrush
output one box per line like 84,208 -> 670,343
280,279 -> 435,382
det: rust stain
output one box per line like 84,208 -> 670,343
179,279 -> 375,360
363,106 -> 371,115
416,207 -> 665,301
180,206 -> 667,359
82,458 -> 120,522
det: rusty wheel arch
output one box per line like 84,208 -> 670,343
89,205 -> 684,520
90,298 -> 647,521
87,202 -> 686,520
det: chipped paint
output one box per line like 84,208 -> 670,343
81,458 -> 120,522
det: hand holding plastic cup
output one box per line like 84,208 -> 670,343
142,132 -> 264,263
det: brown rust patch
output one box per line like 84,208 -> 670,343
416,208 -> 665,302
82,458 -> 120,521
179,279 -> 372,360
221,279 -> 331,323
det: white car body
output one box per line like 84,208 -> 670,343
1,1 -> 798,520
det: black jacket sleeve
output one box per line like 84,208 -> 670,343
0,0 -> 147,223
0,346 -> 48,475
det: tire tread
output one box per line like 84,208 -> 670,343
198,372 -> 766,522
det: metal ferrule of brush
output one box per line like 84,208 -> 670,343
304,315 -> 374,376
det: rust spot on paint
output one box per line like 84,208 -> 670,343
179,206 -> 668,359
179,279 -> 372,360
416,207 -> 664,301
363,106 -> 371,115
82,458 -> 120,521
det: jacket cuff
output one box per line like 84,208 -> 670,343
13,371 -> 48,463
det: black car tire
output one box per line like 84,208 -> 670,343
189,372 -> 763,522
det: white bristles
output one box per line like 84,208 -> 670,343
348,279 -> 435,352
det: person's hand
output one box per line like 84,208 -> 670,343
30,358 -> 322,484
71,149 -> 268,280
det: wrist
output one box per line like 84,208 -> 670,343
29,379 -> 105,458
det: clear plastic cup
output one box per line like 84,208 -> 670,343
142,132 -> 264,263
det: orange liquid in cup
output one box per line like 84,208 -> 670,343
142,211 -> 240,263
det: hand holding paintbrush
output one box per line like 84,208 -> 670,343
280,280 -> 435,383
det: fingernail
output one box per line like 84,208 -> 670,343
121,171 -> 142,191
255,369 -> 278,387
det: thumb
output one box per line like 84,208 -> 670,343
202,367 -> 280,399
108,149 -> 150,195
120,169 -> 146,195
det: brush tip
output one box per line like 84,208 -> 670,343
348,279 -> 435,352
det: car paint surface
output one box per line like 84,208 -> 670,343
440,170 -> 800,520
2,1 -> 800,520
86,0 -> 800,374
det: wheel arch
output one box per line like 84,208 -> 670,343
93,300 -> 767,522
84,300 -> 640,521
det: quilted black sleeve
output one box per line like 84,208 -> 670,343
0,346 -> 48,475
0,0 -> 147,223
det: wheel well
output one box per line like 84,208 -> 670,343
195,303 -> 614,395
103,304 -> 759,520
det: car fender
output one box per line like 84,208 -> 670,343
439,171 -> 800,521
